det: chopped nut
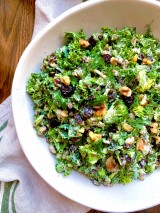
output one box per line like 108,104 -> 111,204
129,113 -> 135,119
49,62 -> 56,68
125,137 -> 134,146
104,44 -> 109,50
79,39 -> 90,48
112,69 -> 119,76
56,109 -> 68,121
131,37 -> 137,46
154,136 -> 160,144
120,86 -> 132,97
133,54 -> 138,62
61,76 -> 70,86
137,138 -> 144,151
122,59 -> 129,69
72,67 -> 83,77
89,131 -> 102,141
93,102 -> 107,117
110,57 -> 118,66
140,94 -> 148,106
122,123 -> 133,132
79,127 -> 85,133
50,146 -> 56,154
37,126 -> 47,137
150,122 -> 159,135
143,58 -> 152,65
106,156 -> 119,172
82,56 -> 91,63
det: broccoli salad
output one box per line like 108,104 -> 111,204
27,27 -> 160,186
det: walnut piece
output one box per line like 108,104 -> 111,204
120,86 -> 132,97
79,39 -> 90,48
61,76 -> 70,86
150,122 -> 159,135
106,156 -> 119,172
143,58 -> 152,65
136,138 -> 144,151
89,131 -> 102,141
93,102 -> 107,117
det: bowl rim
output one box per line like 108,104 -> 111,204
12,0 -> 160,212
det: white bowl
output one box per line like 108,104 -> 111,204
12,0 -> 160,212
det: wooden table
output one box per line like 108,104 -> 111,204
0,1 -> 159,213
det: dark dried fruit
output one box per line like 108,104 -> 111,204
49,118 -> 60,128
108,90 -> 116,102
69,111 -> 75,117
82,106 -> 93,119
124,143 -> 131,149
60,84 -> 74,98
88,95 -> 94,100
124,154 -> 132,162
139,159 -> 146,168
108,124 -> 117,133
122,94 -> 134,107
70,145 -> 77,153
88,35 -> 97,48
115,76 -> 124,84
146,126 -> 151,133
134,78 -> 139,86
48,56 -> 57,64
98,34 -> 103,41
74,114 -> 83,124
102,53 -> 112,63
137,53 -> 145,64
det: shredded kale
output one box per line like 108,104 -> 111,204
26,27 -> 160,186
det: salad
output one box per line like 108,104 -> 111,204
27,27 -> 160,186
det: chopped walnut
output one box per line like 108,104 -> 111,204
79,39 -> 90,48
125,137 -> 134,146
120,86 -> 132,97
104,44 -> 109,50
122,123 -> 133,132
56,109 -> 68,121
139,94 -> 148,106
143,58 -> 152,65
133,54 -> 138,62
50,146 -> 56,154
93,102 -> 107,117
121,59 -> 129,69
106,156 -> 119,172
72,67 -> 83,77
110,57 -> 118,66
154,136 -> 160,144
79,127 -> 85,133
136,138 -> 144,151
37,126 -> 47,137
131,37 -> 137,46
150,122 -> 159,135
61,76 -> 70,86
89,131 -> 102,141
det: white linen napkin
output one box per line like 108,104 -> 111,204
0,1 -> 90,212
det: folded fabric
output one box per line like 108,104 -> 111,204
0,0 -> 90,212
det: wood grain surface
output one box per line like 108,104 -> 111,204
0,0 -> 160,213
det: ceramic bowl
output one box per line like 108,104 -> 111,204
12,0 -> 160,212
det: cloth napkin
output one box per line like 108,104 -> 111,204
0,1 -> 90,213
